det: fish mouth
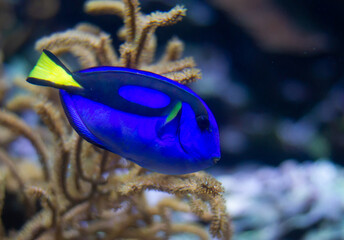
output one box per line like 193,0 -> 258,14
177,128 -> 221,166
178,135 -> 221,166
212,157 -> 220,164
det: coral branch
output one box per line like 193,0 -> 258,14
53,143 -> 73,204
5,95 -> 37,112
35,101 -> 66,144
119,42 -> 135,68
15,210 -> 52,240
35,29 -> 118,66
0,111 -> 49,181
123,0 -> 140,42
49,45 -> 98,68
163,68 -> 201,84
170,223 -> 209,240
53,141 -> 89,204
138,34 -> 157,65
74,136 -> 107,185
209,196 -> 232,239
155,198 -> 190,213
26,186 -> 57,226
0,149 -> 26,192
144,57 -> 195,74
161,37 -> 184,62
133,25 -> 156,67
75,23 -> 102,36
134,5 -> 186,66
62,202 -> 90,222
35,30 -> 101,53
119,173 -> 230,239
84,0 -> 125,18
146,5 -> 187,28
96,34 -> 118,65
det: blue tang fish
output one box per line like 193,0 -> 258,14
26,50 -> 220,174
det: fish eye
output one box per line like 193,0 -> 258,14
196,115 -> 210,131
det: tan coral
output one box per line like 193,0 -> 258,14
84,0 -> 125,18
37,0 -> 199,83
0,0 -> 232,239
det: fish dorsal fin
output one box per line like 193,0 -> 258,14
157,101 -> 182,139
27,49 -> 82,90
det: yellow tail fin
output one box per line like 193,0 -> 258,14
27,50 -> 82,89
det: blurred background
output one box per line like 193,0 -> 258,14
1,0 -> 344,239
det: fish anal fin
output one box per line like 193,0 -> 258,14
60,90 -> 104,148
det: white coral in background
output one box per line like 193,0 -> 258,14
219,160 -> 344,240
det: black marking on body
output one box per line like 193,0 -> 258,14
71,70 -> 209,119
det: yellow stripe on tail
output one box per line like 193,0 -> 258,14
27,50 -> 82,89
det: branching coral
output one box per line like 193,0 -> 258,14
0,0 -> 231,239
35,0 -> 201,84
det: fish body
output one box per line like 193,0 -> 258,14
27,50 -> 220,174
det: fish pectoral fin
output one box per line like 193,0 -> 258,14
26,49 -> 82,90
157,101 -> 182,139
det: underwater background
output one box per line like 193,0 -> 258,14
1,0 -> 344,239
